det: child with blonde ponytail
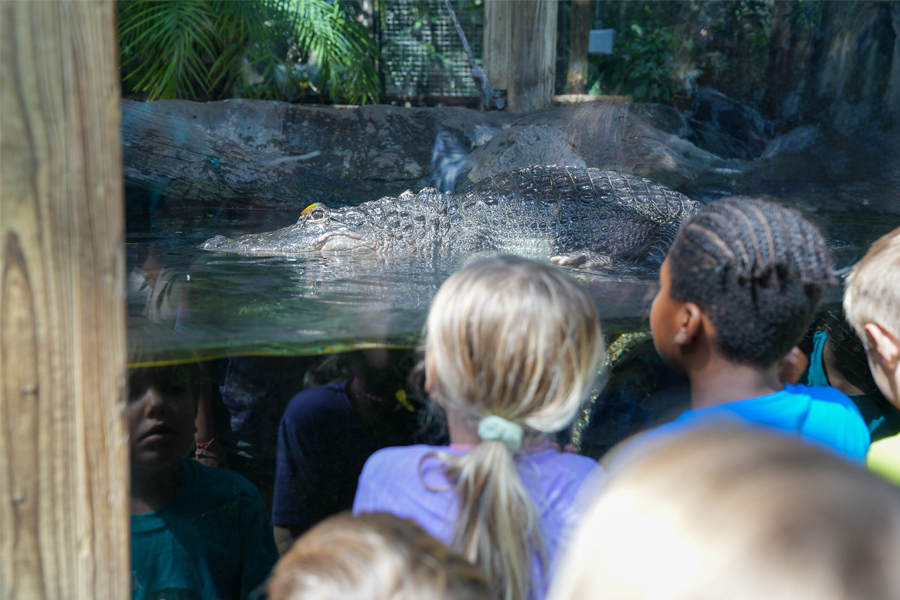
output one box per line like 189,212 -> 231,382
353,256 -> 606,600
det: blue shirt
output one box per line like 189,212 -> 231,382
131,459 -> 279,600
662,384 -> 870,463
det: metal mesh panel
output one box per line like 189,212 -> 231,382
380,0 -> 483,97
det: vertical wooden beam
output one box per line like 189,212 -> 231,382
0,2 -> 128,599
483,0 -> 511,93
566,0 -> 592,94
484,0 -> 559,112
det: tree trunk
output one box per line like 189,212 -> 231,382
0,2 -> 129,599
566,0 -> 592,95
484,0 -> 559,112
889,2 -> 900,124
763,0 -> 798,121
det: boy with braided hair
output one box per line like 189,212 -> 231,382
649,197 -> 870,461
843,226 -> 900,482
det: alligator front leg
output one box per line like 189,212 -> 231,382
550,252 -> 614,269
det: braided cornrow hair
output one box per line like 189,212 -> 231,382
668,197 -> 838,367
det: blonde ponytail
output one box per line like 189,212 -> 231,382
441,441 -> 541,600
423,256 -> 604,600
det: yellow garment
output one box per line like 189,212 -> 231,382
867,433 -> 900,486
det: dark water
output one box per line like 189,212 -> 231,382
128,213 -> 660,364
128,202 -> 899,366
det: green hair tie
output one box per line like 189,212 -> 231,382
478,415 -> 523,452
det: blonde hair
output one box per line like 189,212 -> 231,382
268,512 -> 490,600
424,256 -> 604,600
550,426 -> 900,600
844,226 -> 900,342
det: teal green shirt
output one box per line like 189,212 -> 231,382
131,459 -> 279,600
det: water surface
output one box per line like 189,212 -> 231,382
127,205 -> 897,366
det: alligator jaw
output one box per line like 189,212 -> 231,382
199,227 -> 368,255
317,229 -> 366,251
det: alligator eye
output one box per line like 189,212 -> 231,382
301,203 -> 327,222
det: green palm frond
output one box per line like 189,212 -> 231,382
118,0 -> 381,104
284,0 -> 380,104
210,0 -> 293,99
119,0 -> 219,100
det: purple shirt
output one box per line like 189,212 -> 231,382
353,443 -> 604,600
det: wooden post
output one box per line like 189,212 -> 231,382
484,0 -> 559,113
0,2 -> 129,599
566,0 -> 592,94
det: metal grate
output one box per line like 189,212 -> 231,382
380,0 -> 483,97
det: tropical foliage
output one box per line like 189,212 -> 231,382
587,0 -> 774,104
591,22 -> 694,104
118,0 -> 380,104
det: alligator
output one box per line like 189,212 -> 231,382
200,166 -> 700,269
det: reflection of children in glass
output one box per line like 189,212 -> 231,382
128,365 -> 279,600
797,310 -> 900,441
272,350 -> 421,550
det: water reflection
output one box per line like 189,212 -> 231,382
271,349 -> 437,552
128,208 -> 897,365
128,361 -> 280,600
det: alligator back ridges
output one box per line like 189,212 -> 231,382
468,166 -> 694,222
449,166 -> 698,262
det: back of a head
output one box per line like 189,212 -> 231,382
268,512 -> 490,600
667,197 -> 836,366
844,226 -> 900,343
550,427 -> 900,600
425,255 -> 604,433
423,256 -> 604,600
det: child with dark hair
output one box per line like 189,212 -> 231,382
649,197 -> 870,461
128,363 -> 279,600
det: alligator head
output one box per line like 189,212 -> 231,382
200,203 -> 373,255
